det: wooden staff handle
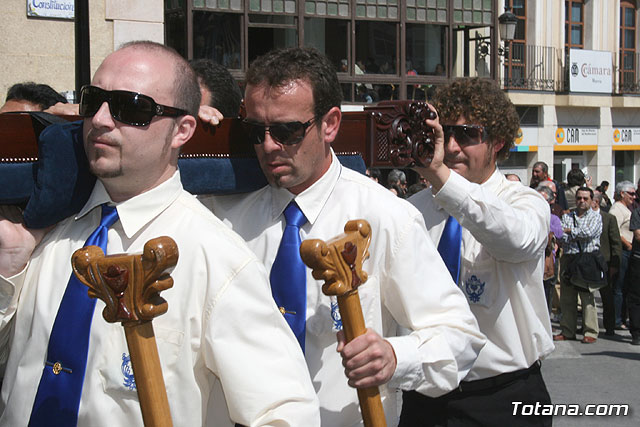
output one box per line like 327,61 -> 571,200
124,322 -> 172,427
72,237 -> 178,427
338,291 -> 386,427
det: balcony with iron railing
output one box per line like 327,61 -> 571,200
499,43 -> 640,96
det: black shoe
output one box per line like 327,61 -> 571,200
631,337 -> 640,346
604,330 -> 615,336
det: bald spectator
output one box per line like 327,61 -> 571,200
0,82 -> 67,113
530,161 -> 568,211
505,173 -> 521,182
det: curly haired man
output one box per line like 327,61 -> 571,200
403,78 -> 554,427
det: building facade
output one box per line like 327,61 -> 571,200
2,0 -> 639,187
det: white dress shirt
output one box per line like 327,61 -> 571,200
409,169 -> 554,381
200,151 -> 485,427
0,171 -> 320,427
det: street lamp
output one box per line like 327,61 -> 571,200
498,7 -> 518,56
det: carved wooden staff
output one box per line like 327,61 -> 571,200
300,220 -> 386,427
72,236 -> 178,427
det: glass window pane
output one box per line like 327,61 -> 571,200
355,21 -> 397,74
571,3 -> 582,23
166,10 -> 186,58
248,27 -> 297,63
513,0 -> 525,16
571,24 -> 582,45
406,23 -> 446,76
625,29 -> 635,49
193,12 -> 242,69
625,7 -> 635,27
249,14 -> 295,24
624,51 -> 635,70
514,19 -> 525,40
304,18 -> 348,73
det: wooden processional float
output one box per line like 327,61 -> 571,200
0,100 -> 437,426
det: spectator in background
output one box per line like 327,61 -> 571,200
626,202 -> 640,345
387,168 -> 407,197
537,184 -> 563,313
505,173 -> 521,182
0,82 -> 67,113
564,168 -> 586,211
610,180 -> 637,330
596,180 -> 613,212
190,58 -> 243,118
365,167 -> 381,183
406,182 -> 427,197
556,187 -> 602,344
530,161 -> 568,211
592,190 -> 622,336
538,180 -> 565,218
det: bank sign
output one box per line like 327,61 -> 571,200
27,0 -> 74,19
613,128 -> 640,150
554,127 -> 598,151
569,49 -> 613,94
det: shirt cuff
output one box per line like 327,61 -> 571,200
385,335 -> 423,391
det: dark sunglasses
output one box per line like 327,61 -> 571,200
442,124 -> 488,146
79,85 -> 188,127
241,117 -> 316,146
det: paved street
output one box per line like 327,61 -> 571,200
544,299 -> 640,426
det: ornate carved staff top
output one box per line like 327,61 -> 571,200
72,236 -> 178,325
300,220 -> 372,297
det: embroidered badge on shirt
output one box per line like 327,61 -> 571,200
121,353 -> 136,391
464,275 -> 485,303
330,300 -> 343,331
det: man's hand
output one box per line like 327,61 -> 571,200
336,328 -> 397,388
198,105 -> 224,126
412,104 -> 451,193
0,206 -> 51,277
44,102 -> 80,116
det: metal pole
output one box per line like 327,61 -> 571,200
75,0 -> 90,102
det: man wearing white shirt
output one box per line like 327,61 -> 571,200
404,78 -> 554,426
0,41 -> 319,426
200,47 -> 485,427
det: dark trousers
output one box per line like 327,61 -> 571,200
626,252 -> 640,339
399,362 -> 552,427
599,276 -> 616,333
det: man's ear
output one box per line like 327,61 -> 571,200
322,106 -> 342,144
492,139 -> 506,159
171,114 -> 197,149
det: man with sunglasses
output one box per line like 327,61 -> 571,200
404,78 -> 553,426
0,41 -> 320,426
200,47 -> 485,426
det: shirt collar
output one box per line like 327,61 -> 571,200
269,149 -> 341,225
76,170 -> 184,238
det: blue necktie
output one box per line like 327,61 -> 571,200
270,201 -> 307,352
438,215 -> 462,284
30,204 -> 119,427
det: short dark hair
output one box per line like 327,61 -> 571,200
5,82 -> 67,110
245,47 -> 342,119
366,167 -> 381,181
119,40 -> 200,117
433,78 -> 519,161
566,168 -> 585,187
533,161 -> 548,174
576,186 -> 593,200
189,59 -> 242,117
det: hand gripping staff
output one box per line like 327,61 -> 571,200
300,220 -> 386,427
72,236 -> 178,427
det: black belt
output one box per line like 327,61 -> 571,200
456,360 -> 542,394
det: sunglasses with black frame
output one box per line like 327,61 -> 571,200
442,124 -> 488,146
79,85 -> 189,127
241,117 -> 318,146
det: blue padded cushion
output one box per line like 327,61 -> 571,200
11,121 -> 366,228
23,121 -> 96,228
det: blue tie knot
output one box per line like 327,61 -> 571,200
100,204 -> 119,229
284,201 -> 306,228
